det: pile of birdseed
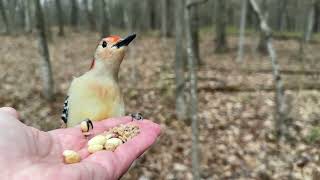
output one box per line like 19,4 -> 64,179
63,124 -> 140,164
106,124 -> 140,143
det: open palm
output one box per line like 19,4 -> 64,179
0,107 -> 161,180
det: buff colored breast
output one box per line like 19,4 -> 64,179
67,75 -> 125,127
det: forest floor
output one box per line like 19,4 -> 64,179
1,30 -> 320,179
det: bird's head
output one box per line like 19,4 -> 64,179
91,34 -> 136,76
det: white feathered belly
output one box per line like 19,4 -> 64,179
66,77 -> 125,127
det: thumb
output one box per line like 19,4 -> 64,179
0,107 -> 19,119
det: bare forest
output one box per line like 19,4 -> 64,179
2,0 -> 320,179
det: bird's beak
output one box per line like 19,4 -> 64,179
113,34 -> 136,48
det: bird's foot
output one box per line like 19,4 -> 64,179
129,112 -> 144,121
60,120 -> 67,128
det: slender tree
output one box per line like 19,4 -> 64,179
250,0 -> 287,140
35,0 -> 54,100
246,1 -> 259,31
100,0 -> 110,37
294,0 -> 303,32
43,0 -> 52,41
55,0 -> 64,36
17,0 -> 25,31
161,0 -> 169,37
70,0 -> 79,30
313,1 -> 320,32
24,0 -> 32,33
142,0 -> 152,31
185,1 -> 200,178
256,0 -> 268,54
299,0 -> 315,60
190,4 -> 200,65
277,0 -> 288,32
0,0 -> 9,34
149,0 -> 156,30
215,0 -> 228,53
304,0 -> 315,42
8,0 -> 18,34
175,0 -> 187,121
83,0 -> 96,31
124,0 -> 134,32
236,0 -> 248,63
185,0 -> 208,177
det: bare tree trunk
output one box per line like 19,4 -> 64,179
294,0 -> 303,32
175,0 -> 187,121
100,0 -> 110,37
277,0 -> 288,32
123,0 -> 137,84
55,0 -> 64,36
299,0 -> 316,60
249,0 -> 287,140
8,0 -> 17,34
256,0 -> 268,54
142,0 -> 152,31
185,0 -> 207,177
304,0 -> 315,42
190,5 -> 200,65
23,0 -> 32,33
215,0 -> 228,53
161,0 -> 169,37
124,0 -> 134,32
161,0 -> 175,38
0,0 -> 9,34
83,0 -> 96,31
35,0 -> 54,101
313,1 -> 320,32
150,1 -> 157,30
299,31 -> 305,61
18,0 -> 25,31
236,0 -> 248,63
43,0 -> 52,41
70,0 -> 79,30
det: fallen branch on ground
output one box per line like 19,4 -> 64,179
199,84 -> 320,92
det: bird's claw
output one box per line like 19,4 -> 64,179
130,112 -> 144,121
60,120 -> 67,128
81,119 -> 93,136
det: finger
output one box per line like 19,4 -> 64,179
113,120 -> 161,174
83,120 -> 161,177
0,107 -> 19,119
49,116 -> 132,150
63,117 -> 133,158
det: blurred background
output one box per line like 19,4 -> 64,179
1,0 -> 320,179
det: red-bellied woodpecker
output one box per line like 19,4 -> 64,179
61,34 -> 136,127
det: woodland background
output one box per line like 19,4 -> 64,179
1,0 -> 320,179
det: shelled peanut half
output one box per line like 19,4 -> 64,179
63,123 -> 140,164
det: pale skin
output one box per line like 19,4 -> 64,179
0,107 -> 161,180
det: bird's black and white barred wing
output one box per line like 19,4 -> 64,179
61,96 -> 69,124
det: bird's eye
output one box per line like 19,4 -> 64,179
102,41 -> 107,48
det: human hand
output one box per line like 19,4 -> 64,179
0,107 -> 161,180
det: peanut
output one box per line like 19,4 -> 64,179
63,150 -> 81,164
105,138 -> 123,151
88,144 -> 104,153
88,135 -> 106,146
105,133 -> 115,140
